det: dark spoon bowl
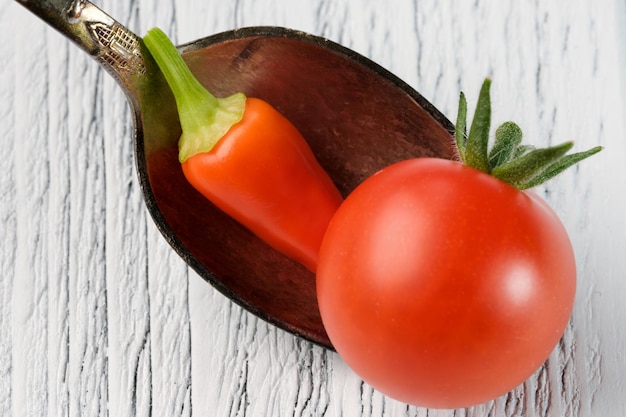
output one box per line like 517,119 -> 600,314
17,1 -> 456,349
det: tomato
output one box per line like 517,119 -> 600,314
316,157 -> 577,409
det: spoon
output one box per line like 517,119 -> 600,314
16,0 -> 456,348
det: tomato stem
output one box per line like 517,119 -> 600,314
464,78 -> 492,173
454,92 -> 468,161
143,28 -> 246,162
455,78 -> 602,189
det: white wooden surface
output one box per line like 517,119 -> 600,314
2,1 -> 625,416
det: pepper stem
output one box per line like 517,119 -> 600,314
143,27 -> 246,162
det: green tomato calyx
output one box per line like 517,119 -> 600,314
143,27 -> 246,163
455,78 -> 602,190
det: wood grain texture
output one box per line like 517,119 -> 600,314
2,0 -> 625,416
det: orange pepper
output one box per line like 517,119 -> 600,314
144,28 -> 342,272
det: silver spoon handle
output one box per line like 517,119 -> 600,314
15,0 -> 146,81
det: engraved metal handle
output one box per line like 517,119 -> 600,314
15,0 -> 146,85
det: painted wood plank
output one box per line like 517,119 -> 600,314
45,33 -> 72,417
10,17 -> 53,417
63,41 -> 109,417
0,5 -> 18,417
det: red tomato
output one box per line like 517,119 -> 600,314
316,157 -> 576,409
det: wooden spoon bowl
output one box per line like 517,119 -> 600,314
17,1 -> 456,348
